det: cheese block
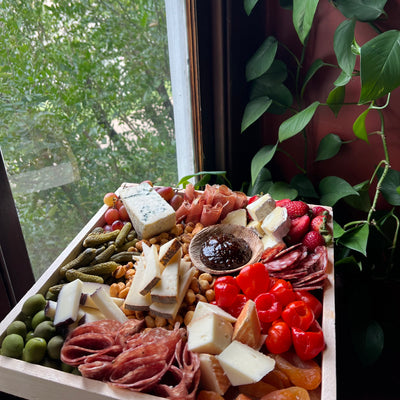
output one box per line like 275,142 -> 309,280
159,238 -> 182,266
246,220 -> 264,236
216,341 -> 275,386
90,287 -> 128,323
246,193 -> 275,222
124,258 -> 152,311
191,301 -> 237,324
232,300 -> 261,349
139,243 -> 162,295
221,209 -> 247,226
187,312 -> 233,355
261,206 -> 291,239
150,249 -> 181,303
53,279 -> 83,326
120,183 -> 176,239
262,231 -> 285,251
199,353 -> 231,395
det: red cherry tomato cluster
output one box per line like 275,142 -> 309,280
102,192 -> 131,231
213,263 -> 325,361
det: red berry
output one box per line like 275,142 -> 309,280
103,224 -> 113,232
103,192 -> 118,207
286,215 -> 310,244
111,219 -> 124,231
248,195 -> 259,205
284,201 -> 309,219
155,186 -> 175,202
169,194 -> 184,211
276,198 -> 291,207
302,231 -> 325,252
311,206 -> 329,218
311,215 -> 326,232
104,208 -> 120,225
118,205 -> 130,221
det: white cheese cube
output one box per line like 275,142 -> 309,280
246,194 -> 275,221
187,312 -> 233,355
216,341 -> 275,386
199,353 -> 231,395
120,183 -> 176,239
246,220 -> 264,236
262,231 -> 285,251
261,206 -> 291,239
191,301 -> 237,324
221,209 -> 247,226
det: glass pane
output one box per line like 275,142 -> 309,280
0,1 -> 178,279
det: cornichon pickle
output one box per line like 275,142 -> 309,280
65,269 -> 104,283
126,230 -> 137,241
89,226 -> 104,236
83,230 -> 120,247
59,248 -> 97,277
115,222 -> 132,248
77,261 -> 119,276
116,238 -> 139,252
110,251 -> 139,263
47,284 -> 64,296
90,244 -> 116,265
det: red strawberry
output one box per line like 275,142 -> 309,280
311,206 -> 329,218
284,201 -> 309,219
302,231 -> 325,252
311,215 -> 327,232
276,198 -> 291,207
286,215 -> 310,244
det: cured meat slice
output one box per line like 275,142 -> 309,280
200,202 -> 224,226
184,183 -> 196,203
264,249 -> 303,272
186,197 -> 205,224
175,200 -> 191,223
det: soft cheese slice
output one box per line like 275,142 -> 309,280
261,206 -> 291,239
159,238 -> 182,267
187,312 -> 233,355
150,267 -> 196,320
150,249 -> 181,304
191,301 -> 237,324
124,258 -> 152,311
246,193 -> 275,222
262,231 -> 286,251
120,183 -> 176,239
221,209 -> 247,226
199,353 -> 231,395
246,220 -> 264,236
216,341 -> 275,386
53,279 -> 83,326
90,287 -> 128,323
139,243 -> 162,295
232,300 -> 261,349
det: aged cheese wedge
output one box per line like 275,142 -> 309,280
79,306 -> 105,324
187,312 -> 233,355
159,238 -> 182,267
124,258 -> 152,311
199,353 -> 231,395
261,206 -> 290,239
246,194 -> 275,222
139,243 -> 162,295
221,209 -> 247,226
90,287 -> 128,323
80,293 -> 124,309
120,183 -> 176,239
53,279 -> 83,326
216,341 -> 275,386
232,300 -> 261,349
191,301 -> 237,324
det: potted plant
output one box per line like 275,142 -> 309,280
240,0 -> 400,397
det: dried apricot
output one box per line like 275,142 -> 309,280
262,368 -> 292,389
260,386 -> 310,400
196,390 -> 224,400
239,380 -> 277,397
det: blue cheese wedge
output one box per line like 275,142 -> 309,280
261,206 -> 291,240
246,194 -> 276,221
120,183 -> 176,239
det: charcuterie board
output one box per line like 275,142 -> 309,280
0,183 -> 336,400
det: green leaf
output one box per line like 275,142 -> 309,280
334,19 -> 356,75
247,167 -> 273,196
292,0 -> 319,45
315,133 -> 343,161
379,167 -> 400,206
178,171 -> 229,188
360,30 -> 400,103
241,97 -> 272,132
344,180 -> 372,212
278,101 -> 320,142
334,70 -> 352,87
250,60 -> 288,89
353,320 -> 384,366
269,181 -> 298,200
246,36 -> 278,81
301,59 -> 326,97
333,0 -> 387,22
290,174 -> 318,199
353,109 -> 370,142
279,0 -> 293,9
251,143 -> 278,185
319,176 -> 359,206
338,223 -> 370,256
326,85 -> 346,117
244,0 -> 260,15
333,220 -> 345,239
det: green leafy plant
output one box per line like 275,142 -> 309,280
242,0 -> 400,277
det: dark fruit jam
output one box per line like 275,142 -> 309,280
200,233 -> 252,270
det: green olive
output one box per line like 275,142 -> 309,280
61,362 -> 74,373
26,331 -> 35,342
47,335 -> 64,360
22,337 -> 47,363
6,320 -> 27,338
1,334 -> 24,359
31,310 -> 50,330
41,357 -> 60,369
21,293 -> 46,317
33,320 -> 56,342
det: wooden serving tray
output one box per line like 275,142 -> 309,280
0,184 -> 336,400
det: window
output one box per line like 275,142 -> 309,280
0,0 -> 195,280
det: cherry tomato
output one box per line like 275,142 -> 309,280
282,301 -> 314,331
254,292 -> 282,323
224,294 -> 248,318
265,320 -> 292,354
236,263 -> 270,300
269,279 -> 296,307
291,320 -> 325,361
295,290 -> 322,319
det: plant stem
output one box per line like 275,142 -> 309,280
277,147 -> 306,174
